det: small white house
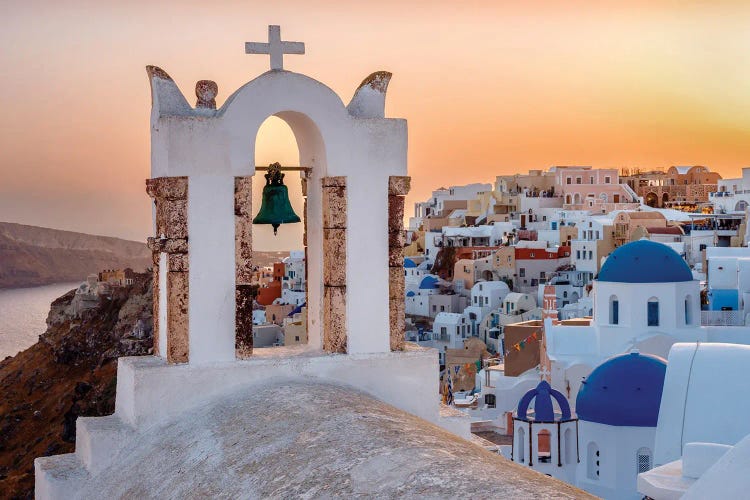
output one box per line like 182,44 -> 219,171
463,281 -> 510,336
432,312 -> 470,350
500,292 -> 537,316
252,309 -> 266,325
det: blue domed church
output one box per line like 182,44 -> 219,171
575,351 -> 667,500
510,352 -> 667,500
543,240 -> 703,402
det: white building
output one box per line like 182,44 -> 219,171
710,167 -> 750,214
405,275 -> 440,317
282,250 -> 305,292
429,312 -> 471,361
499,292 -> 537,316
463,281 -> 510,335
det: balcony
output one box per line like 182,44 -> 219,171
701,310 -> 745,326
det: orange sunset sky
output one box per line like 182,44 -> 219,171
2,1 -> 750,250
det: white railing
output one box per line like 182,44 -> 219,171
701,310 -> 745,326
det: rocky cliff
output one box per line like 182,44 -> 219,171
0,273 -> 153,499
0,222 -> 151,289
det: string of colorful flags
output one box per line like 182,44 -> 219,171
504,331 -> 539,356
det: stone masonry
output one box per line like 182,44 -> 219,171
146,177 -> 189,364
388,176 -> 411,351
235,176 -> 254,357
322,176 -> 347,353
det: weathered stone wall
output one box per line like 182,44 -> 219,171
146,176 -> 189,364
388,176 -> 410,351
234,176 -> 253,357
322,176 -> 347,353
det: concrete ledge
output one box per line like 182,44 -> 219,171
116,347 -> 439,429
35,453 -> 88,500
637,460 -> 694,500
75,415 -> 134,474
439,403 -> 472,440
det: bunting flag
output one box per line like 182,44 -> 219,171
454,365 -> 460,375
504,331 -> 542,357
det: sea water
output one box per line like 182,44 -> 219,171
0,282 -> 78,359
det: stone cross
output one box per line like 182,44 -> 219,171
245,25 -> 305,71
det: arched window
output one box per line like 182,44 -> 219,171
485,393 -> 496,408
587,442 -> 600,480
637,447 -> 653,473
647,297 -> 659,326
609,295 -> 619,325
685,295 -> 692,325
600,192 -> 608,203
564,428 -> 574,464
517,426 -> 526,463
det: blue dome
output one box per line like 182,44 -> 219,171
576,352 -> 667,427
404,258 -> 417,269
419,276 -> 439,290
516,381 -> 572,422
598,240 -> 692,283
406,291 -> 415,297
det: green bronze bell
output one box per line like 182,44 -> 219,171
253,162 -> 301,235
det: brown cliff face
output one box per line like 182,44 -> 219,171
0,273 -> 153,499
0,222 -> 151,289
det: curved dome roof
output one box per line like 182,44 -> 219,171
576,352 -> 667,427
419,276 -> 440,290
404,258 -> 417,269
598,240 -> 692,283
516,381 -> 571,422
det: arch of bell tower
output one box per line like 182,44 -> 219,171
146,32 -> 408,364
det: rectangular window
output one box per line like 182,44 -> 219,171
295,336 -> 300,342
519,268 -> 526,277
440,305 -> 445,312
605,176 -> 611,183
590,176 -> 594,184
485,297 -> 489,305
577,250 -> 581,259
588,251 -> 593,260
566,177 -> 572,185
432,305 -> 437,312
576,177 -> 582,184
648,301 -> 659,326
